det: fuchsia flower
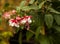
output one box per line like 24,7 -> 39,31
3,12 -> 11,19
16,16 -> 21,21
20,17 -> 28,24
20,16 -> 32,24
9,15 -> 32,28
24,16 -> 32,30
9,19 -> 19,27
24,15 -> 32,23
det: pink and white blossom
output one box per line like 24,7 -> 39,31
20,16 -> 32,24
9,19 -> 19,27
20,17 -> 27,24
9,15 -> 32,28
23,16 -> 32,23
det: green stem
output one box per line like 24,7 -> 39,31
28,30 -> 36,35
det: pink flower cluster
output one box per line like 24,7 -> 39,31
9,16 -> 32,28
2,10 -> 32,29
2,10 -> 16,19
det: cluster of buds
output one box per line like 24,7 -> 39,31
9,15 -> 32,29
2,9 -> 32,30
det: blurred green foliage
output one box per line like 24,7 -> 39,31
0,0 -> 60,44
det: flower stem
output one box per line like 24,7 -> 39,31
28,29 -> 36,35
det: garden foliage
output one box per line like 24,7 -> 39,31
0,0 -> 60,44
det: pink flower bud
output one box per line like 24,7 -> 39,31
16,16 -> 21,21
12,10 -> 16,14
3,12 -> 11,19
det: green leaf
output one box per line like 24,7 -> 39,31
40,36 -> 50,44
16,7 -> 20,12
53,26 -> 60,32
45,14 -> 53,28
22,6 -> 31,11
19,0 -> 26,8
39,1 -> 46,9
35,27 -> 42,39
16,0 -> 26,12
37,0 -> 42,3
29,0 -> 35,4
22,5 -> 38,11
26,31 -> 34,41
49,7 -> 60,14
30,5 -> 39,10
54,15 -> 60,25
16,0 -> 38,11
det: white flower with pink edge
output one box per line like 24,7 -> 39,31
20,16 -> 32,24
9,19 -> 19,27
24,16 -> 32,23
